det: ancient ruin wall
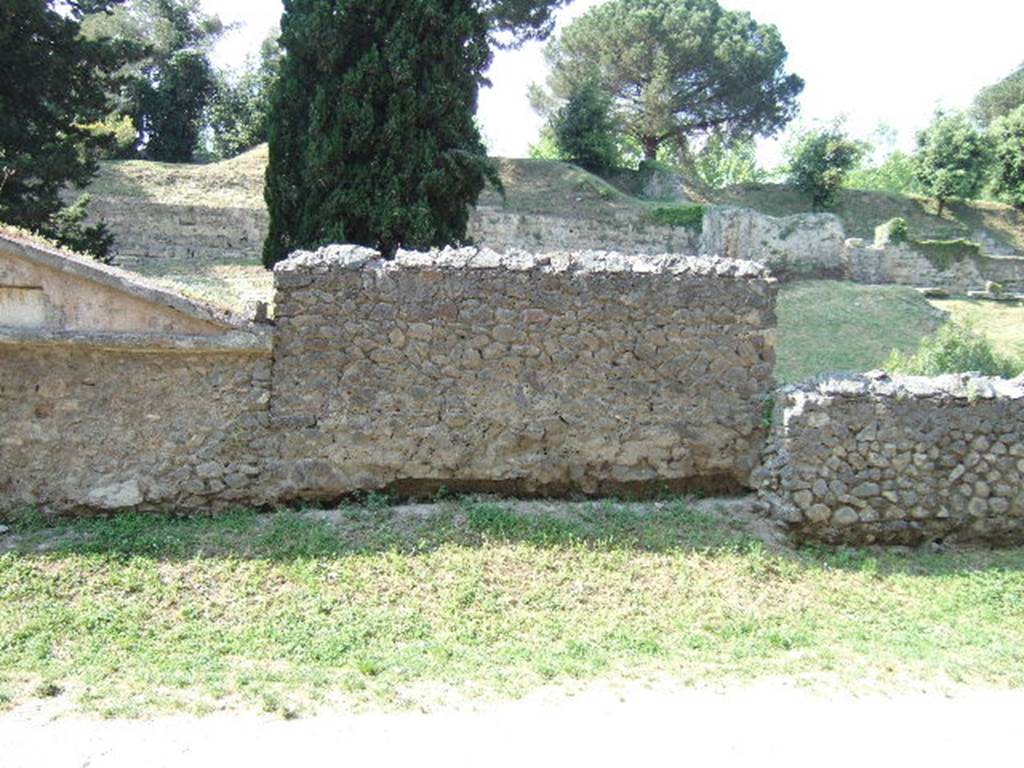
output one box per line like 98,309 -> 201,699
0,341 -> 273,513
267,246 -> 777,499
756,372 -> 1024,546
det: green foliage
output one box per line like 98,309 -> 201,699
913,111 -> 992,215
79,113 -> 138,159
550,80 -> 620,173
877,217 -> 909,245
266,0 -> 560,267
975,63 -> 1024,126
0,0 -> 123,260
83,0 -> 226,163
527,128 -> 561,160
648,204 -> 704,231
886,322 -> 1021,378
143,49 -> 217,162
536,0 -> 803,161
911,238 -> 983,271
204,33 -> 281,161
845,150 -> 921,196
785,123 -> 865,210
991,105 -> 1024,208
687,135 -> 766,189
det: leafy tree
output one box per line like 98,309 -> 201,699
204,33 -> 282,160
264,0 -> 566,268
975,64 -> 1024,126
0,0 -> 123,259
688,134 -> 765,189
913,111 -> 992,216
534,0 -> 803,162
83,0 -> 226,162
786,123 -> 865,210
991,105 -> 1024,209
845,150 -> 920,196
550,81 -> 620,173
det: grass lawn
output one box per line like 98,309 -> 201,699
1,498 -> 1023,719
774,281 -> 946,383
931,298 -> 1024,361
125,257 -> 273,316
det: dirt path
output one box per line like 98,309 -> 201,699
2,680 -> 1019,767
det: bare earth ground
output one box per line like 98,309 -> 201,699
2,678 -> 1021,767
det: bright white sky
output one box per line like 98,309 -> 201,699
204,0 -> 1024,167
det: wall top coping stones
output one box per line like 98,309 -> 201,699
274,244 -> 772,283
782,370 -> 1024,402
0,232 -> 255,330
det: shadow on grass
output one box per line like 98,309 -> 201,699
4,498 -> 1024,578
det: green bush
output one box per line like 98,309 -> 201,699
991,104 -> 1024,208
885,322 -> 1021,378
786,123 -> 865,210
648,204 -> 704,231
877,217 -> 909,245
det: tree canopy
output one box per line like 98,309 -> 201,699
0,0 -> 124,257
535,0 -> 803,161
263,0 -> 565,268
991,105 -> 1024,209
913,111 -> 991,216
975,64 -> 1024,127
83,0 -> 226,162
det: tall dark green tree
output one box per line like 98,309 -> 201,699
533,0 -> 804,162
550,80 -> 621,173
264,0 -> 567,267
0,0 -> 124,258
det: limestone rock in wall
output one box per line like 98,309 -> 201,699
700,206 -> 847,279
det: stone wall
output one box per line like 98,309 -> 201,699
0,339 -> 273,513
267,246 -> 777,499
700,206 -> 848,279
87,196 -> 267,263
756,372 -> 1024,546
89,197 -> 698,264
846,240 -> 1024,292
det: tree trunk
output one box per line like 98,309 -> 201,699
641,136 -> 660,162
937,198 -> 945,217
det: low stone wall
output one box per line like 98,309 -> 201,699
0,339 -> 273,513
87,196 -> 267,262
470,208 -> 698,256
268,246 -> 777,499
847,241 -> 1024,292
756,372 -> 1024,546
89,198 -> 698,264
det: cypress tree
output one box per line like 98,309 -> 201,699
264,0 -> 500,266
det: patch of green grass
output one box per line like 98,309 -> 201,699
1,500 -> 1023,718
775,281 -> 946,383
647,204 -> 705,231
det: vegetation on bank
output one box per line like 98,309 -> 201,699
2,499 -> 1023,718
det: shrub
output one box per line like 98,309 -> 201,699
885,323 -> 1021,378
648,204 -> 704,232
786,123 -> 865,210
877,217 -> 909,245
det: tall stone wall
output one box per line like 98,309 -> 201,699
0,340 -> 273,513
267,246 -> 777,499
756,372 -> 1024,546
